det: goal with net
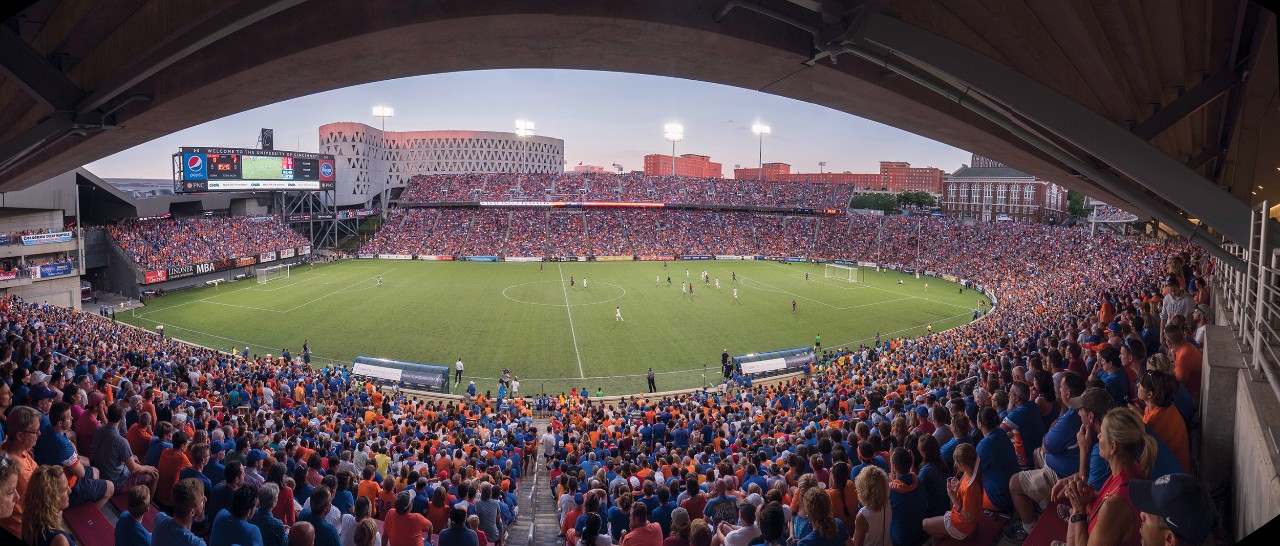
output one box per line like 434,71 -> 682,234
256,264 -> 291,284
824,263 -> 859,283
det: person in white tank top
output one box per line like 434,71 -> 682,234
853,466 -> 893,546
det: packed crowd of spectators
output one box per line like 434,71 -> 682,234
48,207 -> 1222,546
397,174 -> 858,210
527,220 -> 1218,546
109,217 -> 309,271
0,292 -> 534,546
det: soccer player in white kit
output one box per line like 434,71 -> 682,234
616,307 -> 623,321
656,275 -> 660,286
681,282 -> 686,293
733,287 -> 738,300
583,278 -> 588,288
715,278 -> 720,289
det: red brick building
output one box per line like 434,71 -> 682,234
941,154 -> 1068,223
643,153 -> 723,178
734,161 -> 943,193
733,162 -> 792,181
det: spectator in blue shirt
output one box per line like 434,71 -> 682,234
975,406 -> 1018,512
1095,346 -> 1131,407
152,478 -> 208,546
1000,382 -> 1047,467
299,486 -> 343,546
887,447 -> 927,546
211,485 -> 264,546
251,484 -> 288,546
1005,371 -> 1085,542
144,421 -> 174,467
940,413 -> 974,470
115,486 -> 152,546
438,507 -> 479,546
915,435 -> 950,518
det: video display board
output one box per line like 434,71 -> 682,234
173,147 -> 335,193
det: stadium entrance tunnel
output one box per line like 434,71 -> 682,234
2,1 -> 1270,261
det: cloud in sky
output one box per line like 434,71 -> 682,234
86,69 -> 973,179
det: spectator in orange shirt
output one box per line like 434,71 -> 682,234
127,413 -> 154,460
155,431 -> 193,511
1132,371 -> 1190,472
384,491 -> 432,546
1163,325 -> 1201,401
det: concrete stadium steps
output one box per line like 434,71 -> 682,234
506,418 -> 562,546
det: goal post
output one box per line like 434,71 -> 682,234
256,264 -> 291,284
824,263 -> 859,283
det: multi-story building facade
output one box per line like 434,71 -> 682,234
734,161 -> 943,193
642,153 -> 723,178
318,122 -> 564,208
941,154 -> 1068,223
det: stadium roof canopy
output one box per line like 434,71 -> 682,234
0,0 -> 1274,266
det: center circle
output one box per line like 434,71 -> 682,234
501,280 -> 627,307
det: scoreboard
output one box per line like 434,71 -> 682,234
173,147 -> 336,193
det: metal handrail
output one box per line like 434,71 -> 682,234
1215,201 -> 1280,402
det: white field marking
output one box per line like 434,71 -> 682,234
199,300 -> 287,313
132,277 -> 264,318
737,276 -> 912,311
281,268 -> 397,313
125,314 -> 348,366
245,272 -> 328,292
449,311 -> 978,383
556,263 -> 586,378
500,280 -> 627,307
761,261 -> 974,310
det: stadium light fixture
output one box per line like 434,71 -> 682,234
372,106 -> 395,131
752,123 -> 770,181
664,123 -> 684,176
372,106 -> 395,218
515,120 -> 535,137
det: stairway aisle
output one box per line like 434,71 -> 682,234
505,418 -> 562,546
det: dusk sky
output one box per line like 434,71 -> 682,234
86,69 -> 973,179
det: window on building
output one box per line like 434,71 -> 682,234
1025,186 -> 1034,203
997,185 -> 1007,204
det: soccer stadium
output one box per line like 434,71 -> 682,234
0,3 -> 1276,546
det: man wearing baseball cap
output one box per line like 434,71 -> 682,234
1129,473 -> 1216,546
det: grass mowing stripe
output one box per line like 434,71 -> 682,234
556,263 -> 585,378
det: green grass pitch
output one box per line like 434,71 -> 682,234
123,260 -> 989,395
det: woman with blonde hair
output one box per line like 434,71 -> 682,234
796,487 -> 849,546
1059,407 -> 1156,546
790,473 -> 820,540
353,518 -> 379,546
23,465 -> 74,546
853,466 -> 891,546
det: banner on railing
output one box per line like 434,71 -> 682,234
35,262 -> 74,278
279,248 -> 296,259
637,255 -> 675,261
461,256 -> 499,262
714,255 -> 749,260
416,255 -> 453,261
236,256 -> 258,267
505,257 -> 543,262
858,261 -> 878,268
0,270 -> 18,281
297,245 -> 311,255
259,251 -> 277,263
594,256 -> 632,262
21,231 -> 73,246
0,237 -> 12,245
357,253 -> 375,259
784,257 -> 807,263
678,255 -> 712,260
144,270 -> 167,284
380,254 -> 413,260
194,262 -> 217,275
167,264 -> 196,280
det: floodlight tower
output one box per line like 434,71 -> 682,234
372,106 -> 395,218
515,120 -> 535,173
663,123 -> 683,177
752,123 -> 770,181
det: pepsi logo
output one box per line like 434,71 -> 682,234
187,155 -> 203,170
320,163 -> 333,177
